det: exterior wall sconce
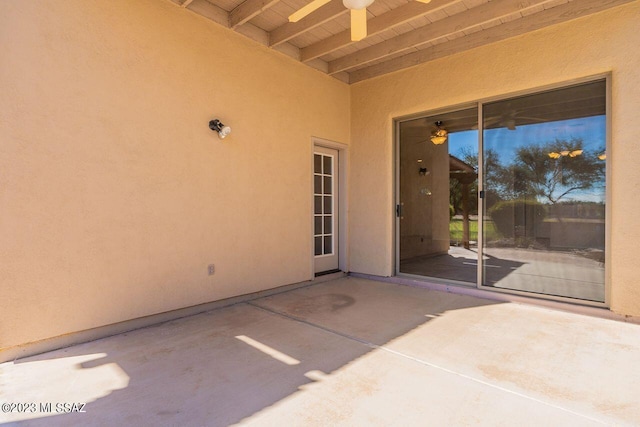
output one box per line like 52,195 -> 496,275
209,119 -> 231,139
430,121 -> 448,145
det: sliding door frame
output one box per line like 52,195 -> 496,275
394,73 -> 611,308
394,101 -> 479,288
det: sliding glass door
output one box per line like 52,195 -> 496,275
397,78 -> 608,304
398,108 -> 479,285
481,80 -> 607,302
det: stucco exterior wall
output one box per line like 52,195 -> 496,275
349,2 -> 640,316
0,0 -> 350,350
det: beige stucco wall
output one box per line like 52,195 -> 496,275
0,0 -> 350,350
349,2 -> 640,316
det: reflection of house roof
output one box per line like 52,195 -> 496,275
449,155 -> 477,184
449,154 -> 475,173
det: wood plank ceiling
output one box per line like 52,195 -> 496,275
168,0 -> 634,84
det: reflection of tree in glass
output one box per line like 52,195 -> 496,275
449,146 -> 477,215
495,138 -> 605,204
450,147 -> 502,214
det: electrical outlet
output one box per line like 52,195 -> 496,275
208,264 -> 215,275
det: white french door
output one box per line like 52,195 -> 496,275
313,146 -> 339,274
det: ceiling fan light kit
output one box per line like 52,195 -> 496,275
430,121 -> 448,145
343,0 -> 374,9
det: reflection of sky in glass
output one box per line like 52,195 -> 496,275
449,130 -> 478,162
483,116 -> 606,160
447,116 -> 606,203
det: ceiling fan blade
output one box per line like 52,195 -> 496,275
414,0 -> 432,3
483,117 -> 501,126
289,0 -> 331,22
517,116 -> 549,121
350,8 -> 367,41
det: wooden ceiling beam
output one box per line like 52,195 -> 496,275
269,0 -> 349,47
300,0 -> 456,62
186,0 -> 230,27
329,0 -> 553,74
174,0 -> 345,83
349,0 -> 635,83
229,0 -> 282,29
181,0 -> 195,7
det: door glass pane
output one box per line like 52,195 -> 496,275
314,154 -> 322,173
323,156 -> 332,174
314,196 -> 322,214
324,216 -> 332,234
314,216 -> 322,235
324,236 -> 332,254
314,236 -> 323,256
323,196 -> 332,214
398,108 -> 479,283
323,176 -> 332,194
482,80 -> 606,302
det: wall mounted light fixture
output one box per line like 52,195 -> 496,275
209,119 -> 231,139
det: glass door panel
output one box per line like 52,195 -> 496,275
314,146 -> 339,274
481,80 -> 606,302
398,108 -> 478,284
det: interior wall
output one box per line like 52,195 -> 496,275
349,2 -> 640,316
0,0 -> 350,350
398,130 -> 449,261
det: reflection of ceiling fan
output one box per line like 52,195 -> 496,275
483,104 -> 546,130
413,121 -> 448,145
289,0 -> 432,42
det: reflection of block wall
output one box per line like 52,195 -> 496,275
399,138 -> 450,260
489,203 -> 605,251
548,219 -> 605,249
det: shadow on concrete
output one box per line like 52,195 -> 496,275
3,277 -> 500,426
400,251 -> 524,285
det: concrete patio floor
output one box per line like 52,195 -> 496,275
2,277 -> 640,426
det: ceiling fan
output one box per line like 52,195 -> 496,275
289,0 -> 432,42
412,121 -> 448,145
483,104 -> 546,131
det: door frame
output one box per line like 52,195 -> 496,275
393,73 -> 611,308
476,74 -> 611,307
393,101 -> 478,286
311,137 -> 349,277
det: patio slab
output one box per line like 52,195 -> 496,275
2,277 -> 639,426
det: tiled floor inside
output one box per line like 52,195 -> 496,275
2,277 -> 639,426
